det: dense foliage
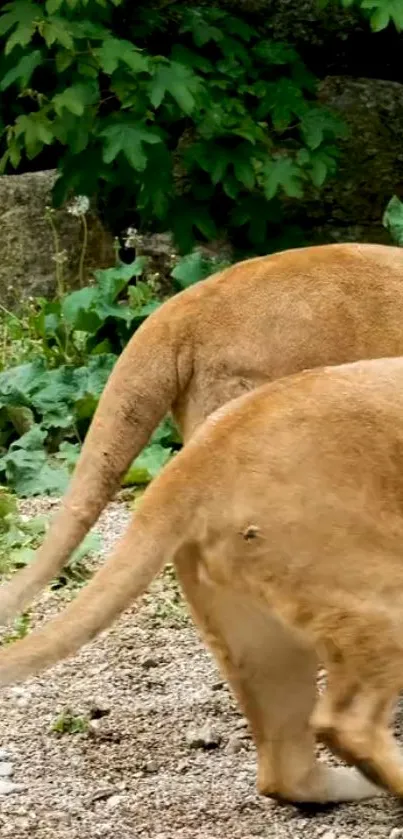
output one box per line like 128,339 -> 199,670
0,0 -> 350,252
0,250 -> 226,497
319,0 -> 403,31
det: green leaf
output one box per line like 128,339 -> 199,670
70,530 -> 101,564
257,78 -> 306,131
73,355 -> 116,401
61,287 -> 99,331
100,121 -> 161,171
45,0 -> 63,12
262,156 -> 305,200
122,443 -> 173,486
171,252 -> 208,288
361,0 -> 403,30
0,49 -> 42,90
53,83 -> 98,117
14,112 -> 54,158
149,61 -> 200,114
383,195 -> 403,245
180,9 -> 224,46
252,40 -> 298,65
96,37 -> 148,75
300,108 -> 348,150
55,441 -> 80,470
94,260 -> 145,299
0,1 -> 38,53
0,426 -> 69,497
41,16 -> 75,49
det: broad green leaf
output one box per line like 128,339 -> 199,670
96,37 -> 148,75
61,287 -> 98,331
252,40 -> 298,65
70,530 -> 101,564
0,49 -> 42,90
94,260 -> 146,299
0,1 -> 38,53
171,252 -> 208,288
73,355 -> 116,401
259,78 -> 306,131
41,17 -> 75,49
14,113 -> 54,158
262,156 -> 305,200
300,108 -> 348,150
53,83 -> 98,117
100,121 -> 161,171
46,0 -> 63,12
362,0 -> 403,30
149,61 -> 200,114
122,443 -> 173,486
180,9 -> 224,46
56,441 -> 80,470
383,195 -> 403,245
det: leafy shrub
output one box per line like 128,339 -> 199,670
320,0 -> 403,32
0,1 -> 347,252
0,249 -> 224,496
383,196 -> 403,245
0,484 -> 100,595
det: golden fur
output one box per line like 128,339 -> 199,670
3,243 -> 403,805
3,359 -> 403,803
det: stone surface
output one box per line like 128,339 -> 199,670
289,76 -> 403,245
0,170 -> 115,308
186,723 -> 222,750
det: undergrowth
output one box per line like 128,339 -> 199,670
0,247 -> 226,498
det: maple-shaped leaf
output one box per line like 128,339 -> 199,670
262,156 -> 305,200
0,49 -> 42,90
95,37 -> 149,75
100,121 -> 161,171
53,82 -> 99,117
300,108 -> 348,150
361,0 -> 403,31
13,112 -> 53,158
257,78 -> 306,131
149,60 -> 201,114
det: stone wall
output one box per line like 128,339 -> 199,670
0,170 -> 115,307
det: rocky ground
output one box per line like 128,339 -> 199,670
0,499 -> 402,839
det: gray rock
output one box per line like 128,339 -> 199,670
0,762 -> 14,777
0,170 -> 115,308
0,779 -> 23,795
186,723 -> 221,750
227,734 -> 244,754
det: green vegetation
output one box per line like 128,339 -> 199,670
0,0 -> 400,506
0,246 -> 225,497
51,708 -> 90,735
0,482 -> 101,628
0,1 -> 349,253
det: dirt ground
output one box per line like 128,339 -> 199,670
0,499 -> 402,839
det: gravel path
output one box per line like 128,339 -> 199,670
0,499 -> 402,838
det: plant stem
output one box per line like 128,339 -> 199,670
79,214 -> 88,288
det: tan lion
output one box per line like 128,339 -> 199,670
2,244 -> 403,804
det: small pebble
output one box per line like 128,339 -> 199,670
389,830 -> 403,839
143,760 -> 158,774
140,654 -> 159,669
227,734 -> 243,754
0,779 -> 23,795
321,831 -> 337,839
0,762 -> 13,777
186,723 -> 221,750
0,749 -> 11,760
105,794 -> 124,810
